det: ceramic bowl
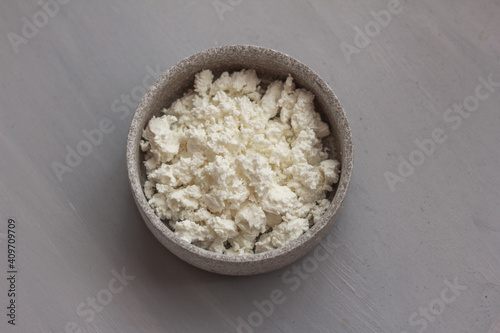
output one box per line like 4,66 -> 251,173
126,45 -> 353,275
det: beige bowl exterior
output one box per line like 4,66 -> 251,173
126,45 -> 353,275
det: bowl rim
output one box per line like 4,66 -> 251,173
126,44 -> 353,264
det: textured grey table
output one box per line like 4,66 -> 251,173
1,1 -> 500,332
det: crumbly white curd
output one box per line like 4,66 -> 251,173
141,69 -> 340,255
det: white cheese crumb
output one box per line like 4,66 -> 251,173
142,69 -> 340,255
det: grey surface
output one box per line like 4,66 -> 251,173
1,0 -> 499,332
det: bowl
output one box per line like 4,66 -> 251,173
126,45 -> 353,275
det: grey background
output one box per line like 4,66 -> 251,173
1,0 -> 500,332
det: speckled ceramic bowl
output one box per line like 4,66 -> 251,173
126,45 -> 353,275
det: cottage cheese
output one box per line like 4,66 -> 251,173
141,69 -> 340,255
